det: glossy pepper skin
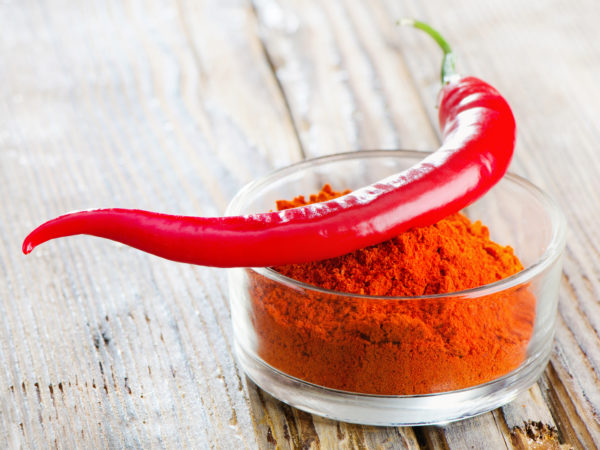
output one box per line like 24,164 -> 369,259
22,23 -> 515,268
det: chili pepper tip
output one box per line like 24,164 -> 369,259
22,240 -> 34,255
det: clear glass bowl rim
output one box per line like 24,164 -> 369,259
226,149 -> 567,301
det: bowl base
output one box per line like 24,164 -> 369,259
235,339 -> 553,426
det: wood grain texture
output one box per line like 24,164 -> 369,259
2,0 -> 600,448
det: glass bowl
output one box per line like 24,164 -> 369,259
226,150 -> 566,426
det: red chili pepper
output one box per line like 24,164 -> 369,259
22,20 -> 515,268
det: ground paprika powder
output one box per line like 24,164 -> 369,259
247,185 -> 536,395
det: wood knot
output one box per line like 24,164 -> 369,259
510,421 -> 573,449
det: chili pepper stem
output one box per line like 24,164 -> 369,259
398,19 -> 457,84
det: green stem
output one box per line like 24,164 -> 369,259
398,19 -> 456,84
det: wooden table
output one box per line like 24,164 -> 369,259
3,0 -> 599,448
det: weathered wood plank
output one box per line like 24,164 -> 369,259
1,0 -> 303,447
501,386 -> 569,449
252,0 -> 438,157
251,0 -> 600,448
3,0 -> 600,448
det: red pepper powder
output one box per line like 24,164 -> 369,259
247,185 -> 536,395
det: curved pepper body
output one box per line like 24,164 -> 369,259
22,76 -> 515,267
